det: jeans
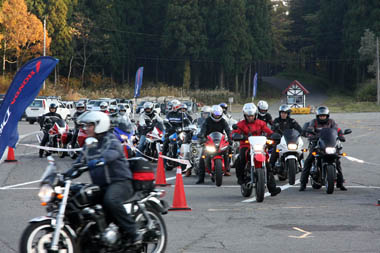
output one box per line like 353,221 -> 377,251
137,135 -> 146,157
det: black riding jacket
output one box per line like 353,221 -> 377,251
272,117 -> 303,135
199,117 -> 231,141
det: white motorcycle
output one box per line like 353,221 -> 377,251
273,129 -> 305,185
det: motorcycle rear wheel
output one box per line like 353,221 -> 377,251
287,159 -> 297,185
241,183 -> 253,197
19,220 -> 77,253
214,159 -> 223,187
325,165 -> 335,194
255,168 -> 265,203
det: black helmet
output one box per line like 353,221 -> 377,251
219,102 -> 228,114
316,106 -> 329,123
49,103 -> 58,109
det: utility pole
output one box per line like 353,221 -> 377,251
377,37 -> 379,105
43,17 -> 46,90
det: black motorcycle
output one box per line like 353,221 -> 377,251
20,139 -> 168,253
308,128 -> 351,194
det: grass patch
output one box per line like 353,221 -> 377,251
325,95 -> 380,112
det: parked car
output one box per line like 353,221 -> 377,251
181,100 -> 198,114
153,102 -> 161,115
62,101 -> 76,117
25,98 -> 71,124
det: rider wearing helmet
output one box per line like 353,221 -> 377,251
108,105 -> 119,126
69,102 -> 87,150
137,102 -> 163,156
71,111 -> 142,245
232,103 -> 281,196
162,99 -> 192,157
196,105 -> 232,183
38,103 -> 62,158
179,103 -> 193,122
299,106 -> 347,191
100,101 -> 109,114
196,106 -> 212,127
219,102 -> 231,120
269,104 -> 303,172
257,100 -> 273,126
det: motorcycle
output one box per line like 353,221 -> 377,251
307,128 -> 351,194
40,116 -> 68,158
202,132 -> 231,186
114,126 -> 137,159
64,127 -> 87,160
144,124 -> 164,160
20,138 -> 168,253
232,133 -> 278,202
272,129 -> 306,185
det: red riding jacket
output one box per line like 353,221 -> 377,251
233,119 -> 273,148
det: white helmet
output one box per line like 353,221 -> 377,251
210,105 -> 223,122
143,101 -> 154,115
109,105 -> 118,116
100,101 -> 108,112
76,102 -> 85,113
257,100 -> 269,116
201,106 -> 211,119
171,99 -> 181,112
77,111 -> 110,134
242,103 -> 258,118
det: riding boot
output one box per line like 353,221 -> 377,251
196,158 -> 205,184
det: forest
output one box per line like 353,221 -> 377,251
0,0 -> 379,99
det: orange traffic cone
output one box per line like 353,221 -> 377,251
155,152 -> 170,186
123,146 -> 129,158
5,147 -> 17,163
169,166 -> 191,211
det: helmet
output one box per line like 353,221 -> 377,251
143,102 -> 154,115
49,103 -> 58,109
171,99 -> 181,112
77,111 -> 110,134
201,106 -> 211,119
179,103 -> 188,112
242,103 -> 258,118
257,100 -> 269,116
100,102 -> 108,112
316,106 -> 329,123
279,104 -> 291,117
118,105 -> 127,116
219,102 -> 228,114
109,105 -> 118,116
76,102 -> 85,113
210,105 -> 223,122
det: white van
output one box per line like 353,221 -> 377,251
26,98 -> 71,124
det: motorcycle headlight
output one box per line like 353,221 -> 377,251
205,145 -> 216,153
120,134 -> 129,141
179,132 -> 186,141
38,184 -> 54,203
253,144 -> 264,152
287,144 -> 298,150
325,147 -> 336,154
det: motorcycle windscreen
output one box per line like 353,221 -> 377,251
318,128 -> 338,148
283,129 -> 300,143
208,132 -> 223,146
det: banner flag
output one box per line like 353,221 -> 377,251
134,67 -> 144,98
253,72 -> 258,98
0,56 -> 59,158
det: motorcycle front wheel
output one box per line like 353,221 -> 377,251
287,159 -> 297,185
136,206 -> 168,253
255,168 -> 265,203
214,159 -> 223,187
325,165 -> 335,194
19,220 -> 77,253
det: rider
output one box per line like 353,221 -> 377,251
195,106 -> 212,127
269,104 -> 303,171
108,105 -> 120,127
137,102 -> 163,157
69,102 -> 86,149
233,103 -> 281,196
38,103 -> 62,158
179,103 -> 193,122
299,106 -> 347,191
196,105 -> 232,183
162,99 -> 191,157
73,111 -> 142,245
219,102 -> 231,121
100,101 -> 109,114
257,100 -> 273,126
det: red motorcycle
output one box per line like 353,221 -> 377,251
42,117 -> 68,158
63,127 -> 88,159
202,132 -> 230,186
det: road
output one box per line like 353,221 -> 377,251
0,112 -> 380,252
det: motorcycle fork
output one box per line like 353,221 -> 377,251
50,180 -> 72,251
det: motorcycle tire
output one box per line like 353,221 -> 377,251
135,205 -> 168,253
241,183 -> 253,197
287,159 -> 297,185
215,159 -> 223,187
68,143 -> 78,160
58,141 -> 65,158
19,220 -> 77,253
325,165 -> 335,194
255,168 -> 265,203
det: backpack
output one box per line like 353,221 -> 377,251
128,157 -> 155,192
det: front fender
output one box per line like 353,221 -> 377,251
146,197 -> 169,215
29,216 -> 77,239
284,155 -> 297,161
254,153 -> 266,162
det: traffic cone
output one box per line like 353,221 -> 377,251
155,152 -> 170,186
123,146 -> 129,158
169,166 -> 191,211
5,147 -> 17,163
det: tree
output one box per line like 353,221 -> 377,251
359,29 -> 377,76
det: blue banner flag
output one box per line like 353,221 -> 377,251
253,72 -> 258,98
0,56 -> 58,158
134,67 -> 144,98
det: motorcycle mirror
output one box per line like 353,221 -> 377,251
85,137 -> 98,148
232,124 -> 238,130
344,129 -> 352,135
